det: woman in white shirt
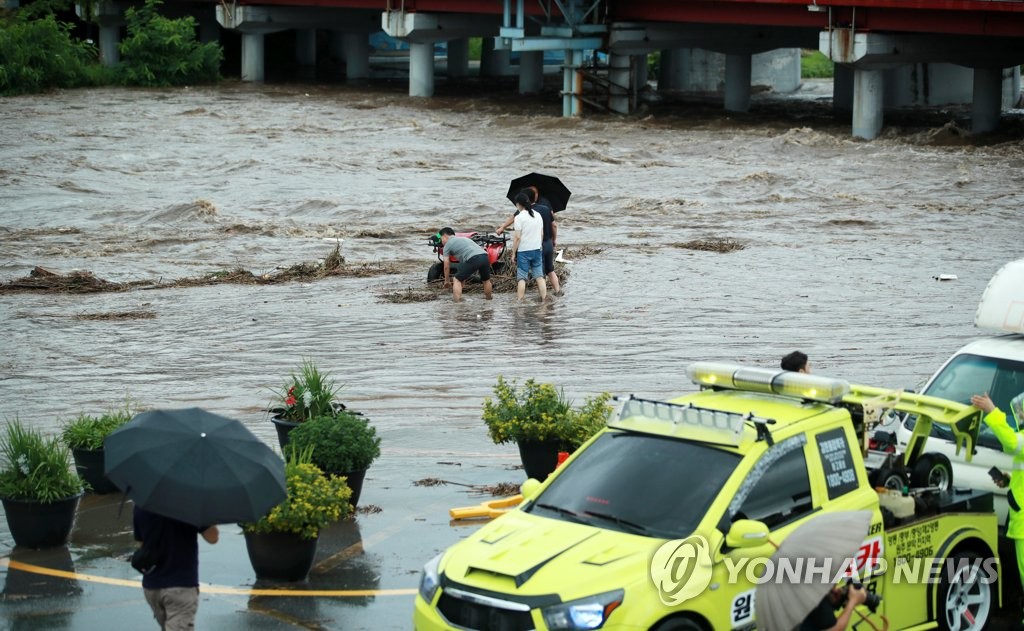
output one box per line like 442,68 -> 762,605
511,191 -> 547,301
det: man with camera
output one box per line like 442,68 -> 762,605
800,583 -> 869,631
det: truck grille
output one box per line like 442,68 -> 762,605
437,591 -> 534,631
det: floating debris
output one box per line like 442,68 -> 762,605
671,238 -> 745,253
356,504 -> 383,515
75,310 -> 157,320
413,477 -> 448,487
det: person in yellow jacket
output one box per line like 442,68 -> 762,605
971,391 -> 1024,623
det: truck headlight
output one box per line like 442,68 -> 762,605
418,553 -> 443,604
541,589 -> 624,630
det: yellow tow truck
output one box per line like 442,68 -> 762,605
414,363 -> 1003,631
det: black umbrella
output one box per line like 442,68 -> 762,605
104,408 -> 286,528
506,172 -> 572,212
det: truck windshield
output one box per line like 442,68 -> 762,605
909,353 -> 1024,448
526,431 -> 741,539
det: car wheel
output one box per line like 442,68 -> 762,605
911,453 -> 953,492
651,616 -> 708,631
869,466 -> 905,491
427,263 -> 443,282
937,551 -> 994,631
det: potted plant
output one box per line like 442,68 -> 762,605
60,403 -> 134,494
268,359 -> 350,450
482,376 -> 612,480
0,420 -> 86,548
239,448 -> 352,581
285,412 -> 381,508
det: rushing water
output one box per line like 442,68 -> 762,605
2,81 -> 1023,462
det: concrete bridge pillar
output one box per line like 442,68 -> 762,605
409,40 -> 435,97
853,68 -> 884,140
79,0 -> 126,66
724,53 -> 752,112
242,32 -> 266,82
633,54 -> 649,92
1002,66 -> 1022,108
833,64 -> 854,114
343,32 -> 369,80
447,38 -> 470,79
481,38 -> 513,77
519,50 -> 543,94
972,66 -> 1003,134
563,49 -> 583,117
609,52 -> 631,114
658,48 -> 685,91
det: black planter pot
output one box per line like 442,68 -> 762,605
270,417 -> 300,452
341,469 -> 366,508
517,440 -> 561,481
244,531 -> 318,581
70,448 -> 119,494
1,493 -> 83,549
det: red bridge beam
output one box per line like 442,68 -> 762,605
610,0 -> 1024,37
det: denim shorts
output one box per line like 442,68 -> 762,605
516,249 -> 543,281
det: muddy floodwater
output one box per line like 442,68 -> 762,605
2,80 -> 1024,465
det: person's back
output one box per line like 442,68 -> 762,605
442,235 -> 485,262
514,209 -> 543,252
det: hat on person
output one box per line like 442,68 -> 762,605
1011,392 -> 1023,433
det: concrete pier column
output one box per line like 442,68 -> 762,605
633,54 -> 648,93
295,29 -> 316,67
658,48 -> 685,91
833,63 -> 854,114
343,32 -> 369,80
241,32 -> 265,82
98,23 -> 121,66
519,50 -> 543,94
972,66 -> 1003,134
480,38 -> 496,77
409,40 -> 435,97
852,68 -> 884,140
447,38 -> 469,79
198,7 -> 219,45
609,52 -> 631,114
1002,66 -> 1021,109
562,49 -> 583,117
724,53 -> 752,112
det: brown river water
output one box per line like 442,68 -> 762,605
2,80 -> 1024,466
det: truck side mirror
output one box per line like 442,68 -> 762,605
726,519 -> 770,548
521,478 -> 542,500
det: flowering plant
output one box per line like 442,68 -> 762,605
482,376 -> 613,449
0,420 -> 84,502
270,359 -> 344,423
240,447 -> 352,540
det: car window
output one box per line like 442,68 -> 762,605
527,431 -> 741,539
730,436 -> 813,530
918,353 -> 1024,450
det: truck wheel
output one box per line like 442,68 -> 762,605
651,616 -> 708,631
427,263 -> 443,282
937,551 -> 994,631
911,453 -> 953,492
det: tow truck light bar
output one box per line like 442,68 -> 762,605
685,362 -> 851,404
611,395 -> 750,446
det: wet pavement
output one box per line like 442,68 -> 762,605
0,443 -> 520,630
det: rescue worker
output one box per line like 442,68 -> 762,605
970,390 -> 1024,625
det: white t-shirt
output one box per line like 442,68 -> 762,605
513,209 -> 544,252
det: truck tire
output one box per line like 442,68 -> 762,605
427,263 -> 443,282
911,453 -> 953,492
937,550 -> 994,631
651,616 -> 708,631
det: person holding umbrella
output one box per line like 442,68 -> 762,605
104,408 -> 288,631
509,190 -> 547,301
496,186 -> 561,295
135,508 -> 219,630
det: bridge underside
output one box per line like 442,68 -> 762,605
84,0 -> 1024,139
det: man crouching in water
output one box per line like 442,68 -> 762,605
439,227 -> 493,302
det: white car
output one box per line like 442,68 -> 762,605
895,258 -> 1024,524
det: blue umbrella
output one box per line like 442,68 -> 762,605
104,408 -> 286,527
